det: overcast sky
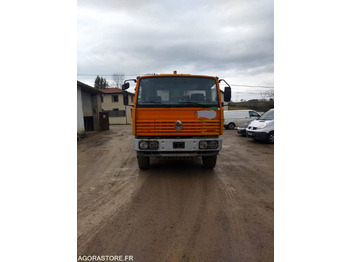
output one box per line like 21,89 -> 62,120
77,0 -> 274,101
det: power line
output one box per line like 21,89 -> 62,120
77,73 -> 149,77
229,84 -> 273,89
77,74 -> 273,89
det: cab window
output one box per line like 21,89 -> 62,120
249,111 -> 260,117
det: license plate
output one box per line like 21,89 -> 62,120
173,142 -> 185,149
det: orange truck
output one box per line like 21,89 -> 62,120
122,71 -> 231,169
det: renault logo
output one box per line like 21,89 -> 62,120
175,120 -> 183,132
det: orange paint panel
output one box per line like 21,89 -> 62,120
134,108 -> 222,136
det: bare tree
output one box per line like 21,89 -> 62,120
260,88 -> 274,101
112,72 -> 125,88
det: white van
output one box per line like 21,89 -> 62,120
246,108 -> 274,143
224,110 -> 261,130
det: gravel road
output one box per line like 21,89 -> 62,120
77,125 -> 274,261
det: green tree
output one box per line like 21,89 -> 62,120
94,75 -> 109,89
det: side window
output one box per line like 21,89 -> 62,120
249,111 -> 259,117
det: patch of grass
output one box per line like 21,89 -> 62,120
228,106 -> 250,110
228,100 -> 274,112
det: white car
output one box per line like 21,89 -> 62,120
246,109 -> 274,143
224,110 -> 261,130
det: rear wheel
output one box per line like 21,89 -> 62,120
267,131 -> 274,144
227,122 -> 235,130
202,155 -> 217,169
137,156 -> 150,169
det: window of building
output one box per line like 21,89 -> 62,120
108,109 -> 126,117
112,95 -> 119,102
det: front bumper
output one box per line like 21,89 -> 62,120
246,130 -> 268,141
237,128 -> 246,135
134,138 -> 222,157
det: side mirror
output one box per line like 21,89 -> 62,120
123,90 -> 128,105
122,82 -> 130,90
224,86 -> 231,102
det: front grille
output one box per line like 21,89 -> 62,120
136,120 -> 220,135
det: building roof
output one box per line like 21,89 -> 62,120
100,88 -> 123,94
100,88 -> 135,96
77,81 -> 102,95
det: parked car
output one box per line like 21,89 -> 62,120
224,110 -> 261,130
246,109 -> 274,143
237,121 -> 252,136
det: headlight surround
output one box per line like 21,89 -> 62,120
258,123 -> 267,129
139,141 -> 159,150
199,140 -> 218,149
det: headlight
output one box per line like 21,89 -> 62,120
149,141 -> 159,150
258,123 -> 267,129
139,141 -> 159,150
208,141 -> 218,149
199,141 -> 208,149
139,141 -> 148,150
199,140 -> 218,149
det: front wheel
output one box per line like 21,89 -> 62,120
137,156 -> 150,169
267,131 -> 274,144
227,122 -> 235,130
202,155 -> 217,169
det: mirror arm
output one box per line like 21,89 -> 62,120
219,79 -> 231,88
124,79 -> 137,83
122,79 -> 137,90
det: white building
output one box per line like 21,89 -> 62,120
77,81 -> 104,136
100,88 -> 135,125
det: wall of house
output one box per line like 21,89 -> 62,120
82,91 -> 93,116
80,89 -> 103,131
109,116 -> 127,125
102,93 -> 134,125
103,93 -> 124,110
77,87 -> 85,135
92,93 -> 102,130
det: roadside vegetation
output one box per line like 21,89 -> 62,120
228,99 -> 274,113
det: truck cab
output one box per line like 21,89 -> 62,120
122,72 -> 231,169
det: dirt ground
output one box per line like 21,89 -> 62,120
77,125 -> 274,261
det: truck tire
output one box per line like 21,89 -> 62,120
137,156 -> 150,169
202,155 -> 217,169
227,122 -> 235,130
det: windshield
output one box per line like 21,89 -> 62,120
259,109 -> 274,120
137,76 -> 219,108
